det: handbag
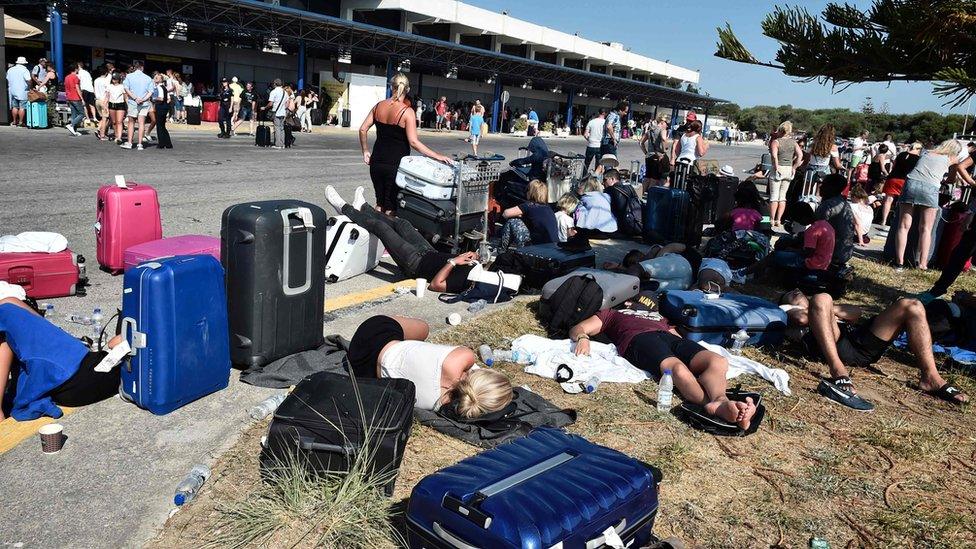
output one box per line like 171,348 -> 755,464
27,89 -> 46,103
285,112 -> 302,131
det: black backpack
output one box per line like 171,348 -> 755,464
607,184 -> 644,236
538,274 -> 604,338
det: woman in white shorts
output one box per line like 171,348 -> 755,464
769,121 -> 803,227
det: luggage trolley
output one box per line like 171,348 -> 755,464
548,152 -> 585,199
452,154 -> 504,253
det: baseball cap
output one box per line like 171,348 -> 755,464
685,111 -> 698,121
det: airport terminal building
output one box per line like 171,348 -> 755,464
1,0 -> 721,130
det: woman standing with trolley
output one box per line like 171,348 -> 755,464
359,72 -> 452,215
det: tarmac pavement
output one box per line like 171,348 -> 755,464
0,122 -> 766,548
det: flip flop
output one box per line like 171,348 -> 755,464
924,383 -> 967,406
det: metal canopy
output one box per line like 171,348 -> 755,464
4,0 -> 724,108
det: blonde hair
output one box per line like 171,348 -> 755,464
454,369 -> 513,418
390,72 -> 410,101
583,176 -> 603,193
778,121 -> 793,135
526,179 -> 549,204
932,139 -> 961,156
557,192 -> 579,214
910,142 -> 923,152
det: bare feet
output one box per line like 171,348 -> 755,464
705,397 -> 757,430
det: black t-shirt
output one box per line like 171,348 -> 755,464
415,252 -> 475,293
889,151 -> 920,180
518,202 -> 559,244
241,90 -> 255,105
219,88 -> 232,108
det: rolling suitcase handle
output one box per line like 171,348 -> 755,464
280,207 -> 315,296
120,317 -> 147,358
297,436 -> 358,459
432,522 -> 480,549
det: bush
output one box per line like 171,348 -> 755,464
513,117 -> 529,132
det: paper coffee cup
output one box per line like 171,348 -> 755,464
39,423 -> 65,454
416,278 -> 427,298
447,313 -> 462,326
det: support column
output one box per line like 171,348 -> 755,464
670,106 -> 679,138
565,90 -> 575,133
297,40 -> 306,89
210,38 -> 219,90
490,78 -> 502,133
653,105 -> 659,119
0,7 -> 7,125
49,4 -> 64,84
702,108 -> 709,134
385,57 -> 395,98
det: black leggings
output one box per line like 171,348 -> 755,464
341,204 -> 433,276
218,104 -> 231,135
931,223 -> 976,297
50,351 -> 121,407
369,162 -> 401,212
155,104 -> 172,148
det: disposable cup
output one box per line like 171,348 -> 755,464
39,423 -> 65,454
447,313 -> 462,326
416,278 -> 427,298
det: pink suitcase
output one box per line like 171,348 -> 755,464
123,235 -> 221,271
0,250 -> 87,298
96,183 -> 162,273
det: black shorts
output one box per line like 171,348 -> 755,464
82,90 -> 96,108
50,351 -> 121,407
109,102 -> 126,111
347,315 -> 404,379
802,317 -> 891,368
623,331 -> 707,380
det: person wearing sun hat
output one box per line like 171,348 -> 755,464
719,165 -> 735,177
6,57 -> 32,127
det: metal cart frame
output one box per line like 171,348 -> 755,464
452,154 -> 504,253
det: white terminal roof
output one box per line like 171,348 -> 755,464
341,0 -> 700,84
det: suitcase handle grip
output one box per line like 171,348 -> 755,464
432,522 -> 479,549
585,518 -> 627,549
281,209 -> 314,296
297,436 -> 357,458
120,317 -> 145,356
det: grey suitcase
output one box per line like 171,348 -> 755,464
541,268 -> 641,310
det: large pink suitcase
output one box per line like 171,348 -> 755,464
96,183 -> 162,273
123,235 -> 221,271
0,250 -> 87,299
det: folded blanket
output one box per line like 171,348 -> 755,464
0,232 -> 68,253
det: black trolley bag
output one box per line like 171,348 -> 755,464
396,192 -> 485,248
222,201 -> 327,368
511,242 -> 596,290
260,370 -> 416,495
255,120 -> 272,147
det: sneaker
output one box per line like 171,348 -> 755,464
818,378 -> 875,411
731,268 -> 749,285
136,144 -> 144,151
120,142 -> 133,149
66,125 -> 79,136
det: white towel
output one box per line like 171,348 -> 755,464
0,281 -> 27,301
514,334 -> 650,385
0,232 -> 68,253
699,342 -> 792,396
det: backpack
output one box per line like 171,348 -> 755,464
607,184 -> 644,235
538,274 -> 604,338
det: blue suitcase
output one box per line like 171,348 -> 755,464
406,427 -> 660,549
660,290 -> 787,347
27,101 -> 47,129
642,186 -> 689,244
120,255 -> 232,415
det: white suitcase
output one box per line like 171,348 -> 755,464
396,156 -> 477,200
324,215 -> 385,283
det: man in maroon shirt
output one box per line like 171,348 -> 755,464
64,63 -> 85,136
569,308 -> 756,429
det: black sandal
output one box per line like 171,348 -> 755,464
924,383 -> 967,406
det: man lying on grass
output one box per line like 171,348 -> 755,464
780,290 -> 968,411
569,308 -> 757,429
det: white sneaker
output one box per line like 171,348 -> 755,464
66,125 -> 79,136
120,142 -> 133,149
136,144 -> 144,151
352,186 -> 367,210
325,185 -> 347,211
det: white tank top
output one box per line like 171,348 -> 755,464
380,340 -> 458,410
678,133 -> 698,161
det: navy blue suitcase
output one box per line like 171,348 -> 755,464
120,255 -> 232,415
642,186 -> 689,244
659,290 -> 787,347
407,427 -> 660,549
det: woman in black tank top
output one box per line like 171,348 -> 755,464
359,72 -> 452,214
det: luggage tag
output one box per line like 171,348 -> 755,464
94,339 -> 131,372
114,175 -> 128,189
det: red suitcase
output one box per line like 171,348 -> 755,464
96,182 -> 163,273
0,250 -> 87,298
202,100 -> 219,122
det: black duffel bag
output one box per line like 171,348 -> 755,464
259,369 -> 415,495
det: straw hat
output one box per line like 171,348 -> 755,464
599,154 -> 619,168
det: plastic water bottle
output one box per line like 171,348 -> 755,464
583,375 -> 601,394
90,308 -> 103,346
173,464 -> 211,506
467,299 -> 488,313
68,314 -> 92,325
478,344 -> 494,367
512,349 -> 535,365
657,369 -> 674,411
731,329 -> 750,355
249,393 -> 287,420
39,303 -> 55,317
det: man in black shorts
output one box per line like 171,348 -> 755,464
569,308 -> 757,430
780,290 -> 968,411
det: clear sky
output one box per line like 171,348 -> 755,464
467,0 -> 962,116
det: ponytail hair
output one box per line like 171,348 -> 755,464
390,72 -> 410,101
453,369 -> 513,418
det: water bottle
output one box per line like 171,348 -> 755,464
583,375 -> 601,394
91,308 -> 103,347
467,299 -> 488,313
478,344 -> 494,367
731,329 -> 750,355
512,349 -> 535,365
173,464 -> 211,506
68,314 -> 92,325
494,349 -> 514,362
39,303 -> 55,317
249,393 -> 287,420
657,369 -> 674,411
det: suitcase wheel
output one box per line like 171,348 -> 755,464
349,229 -> 360,240
681,305 -> 698,318
326,274 -> 338,284
327,217 -> 337,227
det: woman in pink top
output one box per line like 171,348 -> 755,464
718,181 -> 766,232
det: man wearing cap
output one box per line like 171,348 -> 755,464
6,57 -> 32,127
30,57 -> 47,83
601,101 -> 629,157
217,77 -> 233,138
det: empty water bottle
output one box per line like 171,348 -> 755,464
39,303 -> 55,317
68,314 -> 92,325
512,349 -> 535,365
467,299 -> 488,313
249,393 -> 287,420
478,344 -> 494,367
657,369 -> 674,411
583,375 -> 601,394
731,329 -> 750,355
173,464 -> 211,506
91,308 -> 103,348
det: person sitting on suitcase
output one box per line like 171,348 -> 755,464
779,290 -> 968,411
716,181 -> 766,233
569,309 -> 757,429
500,180 -> 559,250
324,185 -> 480,293
347,315 -> 513,416
0,297 -> 123,421
602,169 -> 643,237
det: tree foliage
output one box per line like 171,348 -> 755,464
722,102 -> 967,144
715,0 -> 976,107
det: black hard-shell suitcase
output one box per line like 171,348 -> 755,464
259,371 -> 415,496
255,123 -> 271,147
221,200 -> 327,368
396,192 -> 484,246
310,108 -> 324,126
512,243 -> 597,289
341,108 -> 351,128
185,106 -> 201,126
703,175 -> 740,225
